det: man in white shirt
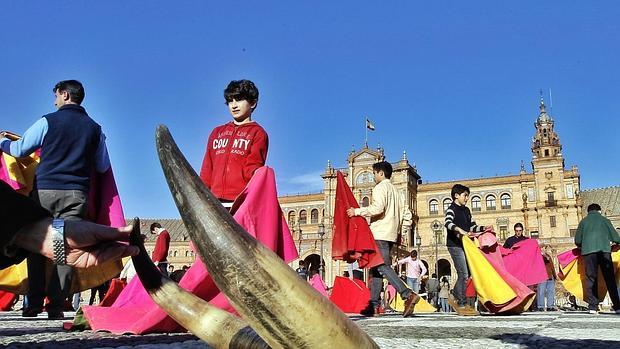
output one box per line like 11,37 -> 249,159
347,161 -> 419,317
394,250 -> 427,293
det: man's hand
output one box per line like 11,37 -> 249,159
484,225 -> 493,232
346,208 -> 356,217
15,218 -> 139,268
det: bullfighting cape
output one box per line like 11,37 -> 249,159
0,131 -> 124,295
557,246 -> 620,302
332,171 -> 382,269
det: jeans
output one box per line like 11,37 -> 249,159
369,240 -> 413,307
583,252 -> 620,310
28,189 -> 87,312
439,297 -> 450,312
447,246 -> 469,306
537,279 -> 555,310
406,277 -> 420,293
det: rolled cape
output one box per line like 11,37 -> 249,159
557,247 -> 620,302
0,137 -> 124,294
463,232 -> 535,314
82,166 -> 299,334
332,171 -> 383,268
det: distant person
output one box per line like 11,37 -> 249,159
150,222 -> 170,276
199,80 -> 268,208
426,273 -> 439,306
503,223 -> 528,248
1,80 -> 112,320
438,276 -> 451,313
347,161 -> 419,317
393,250 -> 427,293
575,203 -> 620,314
444,184 -> 492,316
347,260 -> 364,280
168,265 -> 175,274
536,244 -> 557,311
296,260 -> 308,280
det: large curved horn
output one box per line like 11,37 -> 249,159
156,125 -> 379,349
129,218 -> 270,349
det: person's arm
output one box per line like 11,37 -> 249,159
394,256 -> 409,266
199,132 -> 215,189
444,207 -> 467,236
606,219 -> 620,244
242,130 -> 269,182
94,133 -> 111,173
574,221 -> 583,246
419,261 -> 427,277
354,183 -> 387,217
0,118 -> 48,157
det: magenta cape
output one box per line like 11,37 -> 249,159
309,274 -> 329,297
500,239 -> 548,287
331,171 -> 382,269
82,166 -> 298,334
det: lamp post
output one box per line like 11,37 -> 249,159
318,222 -> 326,279
296,221 -> 302,254
431,220 -> 443,277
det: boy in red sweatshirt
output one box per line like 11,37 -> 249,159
199,80 -> 268,207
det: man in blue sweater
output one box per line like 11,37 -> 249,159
0,80 -> 110,319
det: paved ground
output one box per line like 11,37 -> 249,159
1,310 -> 619,348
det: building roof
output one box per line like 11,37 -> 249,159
134,218 -> 188,243
580,186 -> 620,217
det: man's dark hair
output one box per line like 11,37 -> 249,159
514,223 -> 524,230
410,250 -> 418,258
298,260 -> 305,266
451,184 -> 470,200
224,79 -> 259,108
431,273 -> 437,278
53,80 -> 85,105
372,161 -> 393,179
587,203 -> 602,212
150,222 -> 162,233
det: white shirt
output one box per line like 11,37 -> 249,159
354,178 -> 403,242
396,256 -> 427,279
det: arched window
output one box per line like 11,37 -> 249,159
442,199 -> 452,212
173,250 -> 178,257
185,251 -> 190,257
429,200 -> 439,215
362,197 -> 370,207
299,210 -> 307,224
471,196 -> 481,211
310,209 -> 319,224
288,211 -> 296,226
486,195 -> 496,210
500,194 -> 511,209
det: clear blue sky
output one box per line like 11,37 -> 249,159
1,1 -> 618,218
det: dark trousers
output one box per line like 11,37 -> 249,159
157,261 -> 169,277
583,251 -> 620,310
447,246 -> 469,306
27,189 -> 87,312
369,240 -> 412,307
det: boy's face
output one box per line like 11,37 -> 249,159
227,98 -> 256,123
373,170 -> 384,183
454,192 -> 469,206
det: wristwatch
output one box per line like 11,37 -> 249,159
51,218 -> 67,265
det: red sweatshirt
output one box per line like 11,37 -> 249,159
151,230 -> 170,262
199,121 -> 268,201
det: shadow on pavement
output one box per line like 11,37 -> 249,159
0,334 -> 202,349
491,333 -> 619,349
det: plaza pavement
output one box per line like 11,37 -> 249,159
0,310 -> 618,349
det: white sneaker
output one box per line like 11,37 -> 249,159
588,309 -> 598,314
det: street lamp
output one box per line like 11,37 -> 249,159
431,220 -> 443,277
318,222 -> 326,279
296,221 -> 302,253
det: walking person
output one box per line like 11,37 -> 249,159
150,222 -> 170,276
393,250 -> 427,293
575,203 -> 620,314
347,161 -> 419,317
438,276 -> 451,313
1,80 -> 111,319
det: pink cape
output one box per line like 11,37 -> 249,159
309,274 -> 328,297
82,166 -> 298,334
500,239 -> 548,286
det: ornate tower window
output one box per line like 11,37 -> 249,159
356,171 -> 374,185
361,196 -> 370,207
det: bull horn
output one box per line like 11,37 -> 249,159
129,217 -> 270,349
156,125 -> 379,349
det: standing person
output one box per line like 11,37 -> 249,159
536,245 -> 557,311
503,223 -> 528,248
296,260 -> 308,280
393,250 -> 427,293
0,80 -> 111,320
347,161 -> 419,317
426,273 -> 440,306
575,203 -> 620,314
199,79 -> 268,208
438,276 -> 451,313
150,222 -> 170,276
444,184 -> 492,316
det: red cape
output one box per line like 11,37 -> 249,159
331,171 -> 382,269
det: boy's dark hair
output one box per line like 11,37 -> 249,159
372,161 -> 393,179
410,250 -> 418,257
224,79 -> 259,108
53,80 -> 85,105
514,222 -> 524,230
298,260 -> 305,266
587,203 -> 601,212
431,273 -> 437,278
150,222 -> 162,233
451,184 -> 470,200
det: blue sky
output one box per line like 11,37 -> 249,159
1,1 -> 618,218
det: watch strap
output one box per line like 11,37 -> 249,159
51,218 -> 66,265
